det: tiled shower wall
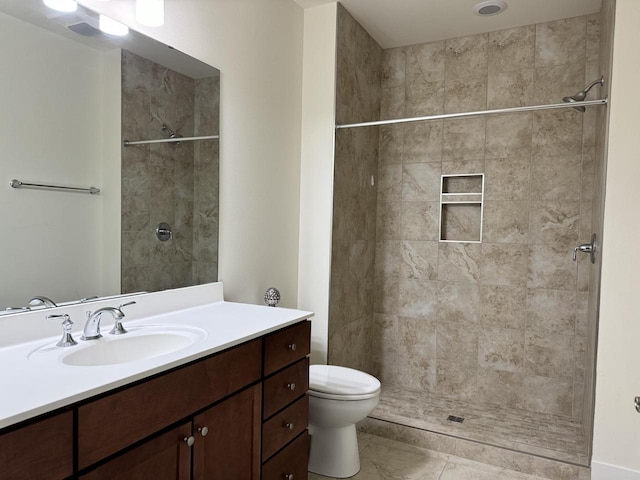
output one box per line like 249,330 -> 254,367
372,15 -> 601,419
328,5 -> 382,373
121,51 -> 219,294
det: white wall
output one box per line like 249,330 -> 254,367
592,0 -> 640,476
0,12 -> 120,307
297,3 -> 337,364
80,0 -> 305,307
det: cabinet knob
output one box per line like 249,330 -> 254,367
284,422 -> 295,431
288,343 -> 297,351
283,475 -> 294,480
286,383 -> 296,391
198,426 -> 209,437
183,436 -> 195,447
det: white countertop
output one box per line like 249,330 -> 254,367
0,284 -> 312,430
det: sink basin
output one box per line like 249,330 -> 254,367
29,324 -> 207,366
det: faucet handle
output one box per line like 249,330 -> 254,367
110,301 -> 135,335
47,314 -> 77,347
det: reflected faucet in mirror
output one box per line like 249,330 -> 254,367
28,296 -> 58,308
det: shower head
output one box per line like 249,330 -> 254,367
161,123 -> 183,145
562,76 -> 604,112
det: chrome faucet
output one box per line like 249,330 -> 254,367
81,301 -> 136,340
82,307 -> 125,340
28,296 -> 57,308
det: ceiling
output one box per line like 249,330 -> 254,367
293,0 -> 602,48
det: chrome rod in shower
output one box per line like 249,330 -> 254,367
335,98 -> 608,129
123,134 -> 219,146
10,179 -> 100,194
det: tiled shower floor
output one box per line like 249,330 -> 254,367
368,385 -> 589,466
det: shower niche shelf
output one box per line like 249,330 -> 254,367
439,173 -> 484,243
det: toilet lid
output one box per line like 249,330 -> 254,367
309,365 -> 381,396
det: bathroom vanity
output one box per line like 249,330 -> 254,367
0,283 -> 312,480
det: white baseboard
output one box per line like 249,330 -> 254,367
592,461 -> 640,480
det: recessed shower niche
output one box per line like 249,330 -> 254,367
439,173 -> 484,243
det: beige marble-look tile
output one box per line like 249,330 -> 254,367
377,164 -> 403,202
401,240 -> 439,279
376,202 -> 402,240
476,367 -> 524,410
530,155 -> 582,201
374,276 -> 399,314
574,336 -> 587,384
489,25 -> 535,74
441,159 -> 485,176
406,41 -> 446,84
480,285 -> 527,330
478,327 -> 524,373
436,360 -> 479,400
483,200 -> 529,244
523,375 -> 574,416
438,243 -> 482,283
381,47 -> 406,89
442,117 -> 486,161
575,291 -> 589,337
399,278 -> 439,318
528,201 -> 580,245
441,204 -> 482,242
402,163 -> 441,202
484,156 -> 531,201
375,240 -> 402,277
381,85 -> 405,119
581,152 -> 595,201
487,69 -> 534,109
525,331 -> 574,380
379,125 -> 404,165
444,77 -> 487,114
358,417 -> 457,455
445,33 -> 488,80
454,440 -> 581,479
402,121 -> 443,163
401,201 -> 440,241
480,243 -> 528,287
532,110 -> 583,157
440,455 -> 552,480
526,288 -> 576,335
527,244 -> 577,290
405,81 -> 445,117
533,63 -> 585,105
437,282 -> 480,324
535,16 -> 587,68
351,434 -> 448,480
485,113 -> 532,159
586,14 -> 600,63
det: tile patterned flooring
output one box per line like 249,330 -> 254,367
309,432 -> 572,480
369,386 -> 588,465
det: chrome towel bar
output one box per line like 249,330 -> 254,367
10,179 -> 100,195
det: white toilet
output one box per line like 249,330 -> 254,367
307,364 -> 381,478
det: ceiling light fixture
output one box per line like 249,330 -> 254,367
473,0 -> 508,16
136,0 -> 164,27
99,14 -> 129,36
42,0 -> 78,13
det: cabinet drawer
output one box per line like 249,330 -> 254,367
262,395 -> 308,460
0,411 -> 73,480
262,431 -> 309,480
264,321 -> 310,376
78,339 -> 261,469
263,357 -> 309,419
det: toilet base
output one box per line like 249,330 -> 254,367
308,424 -> 360,478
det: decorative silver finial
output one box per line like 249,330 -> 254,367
264,287 -> 281,307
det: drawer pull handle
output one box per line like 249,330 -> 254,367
183,436 -> 195,447
284,422 -> 295,430
288,343 -> 297,351
286,383 -> 296,391
198,426 -> 209,437
283,475 -> 294,480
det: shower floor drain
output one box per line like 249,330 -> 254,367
447,415 -> 465,423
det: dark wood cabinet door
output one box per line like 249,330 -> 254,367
193,384 -> 262,480
0,411 -> 73,480
79,423 -> 191,480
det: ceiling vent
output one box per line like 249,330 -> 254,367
473,1 -> 508,16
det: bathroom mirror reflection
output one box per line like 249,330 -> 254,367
0,0 -> 220,313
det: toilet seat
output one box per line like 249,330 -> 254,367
309,365 -> 381,401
